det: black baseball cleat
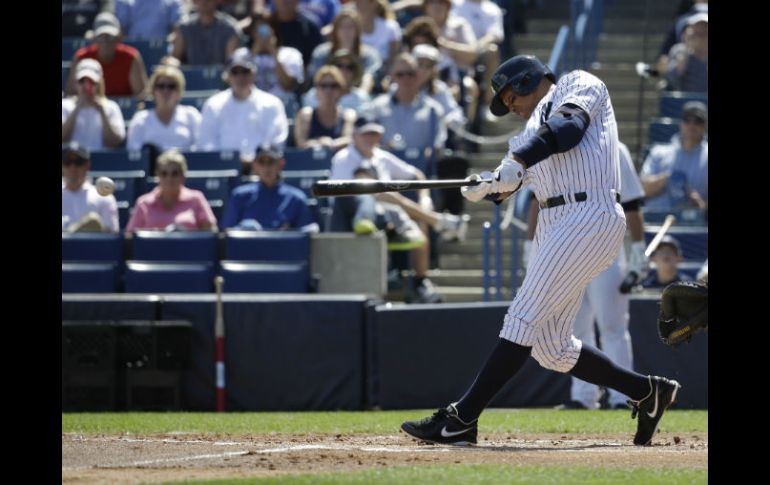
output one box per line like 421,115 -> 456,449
401,403 -> 478,445
628,376 -> 682,446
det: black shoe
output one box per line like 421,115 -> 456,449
401,403 -> 477,445
628,376 -> 681,446
554,400 -> 589,410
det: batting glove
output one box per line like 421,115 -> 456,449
490,157 -> 525,194
461,172 -> 496,203
627,241 -> 648,276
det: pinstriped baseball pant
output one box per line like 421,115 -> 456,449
500,190 -> 627,373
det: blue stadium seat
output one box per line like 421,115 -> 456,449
131,231 -> 218,263
181,151 -> 241,172
109,97 -> 139,121
644,208 -> 706,226
644,227 -> 708,261
658,92 -> 708,118
62,233 -> 124,263
125,261 -> 214,293
219,261 -> 309,293
62,262 -> 119,293
62,37 -> 90,60
386,147 -> 433,176
283,147 -> 333,171
180,65 -> 225,91
223,231 -> 310,262
62,62 -> 71,91
281,169 -> 330,198
89,149 -> 150,173
123,38 -> 168,74
648,118 -> 679,144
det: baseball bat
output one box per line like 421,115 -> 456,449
214,276 -> 226,412
619,214 -> 676,293
311,178 -> 486,197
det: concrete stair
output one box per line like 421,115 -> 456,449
416,0 -> 681,303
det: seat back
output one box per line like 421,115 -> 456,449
62,262 -> 119,293
283,147 -> 333,171
223,231 -> 310,262
89,149 -> 150,173
62,233 -> 124,263
131,231 -> 218,263
658,92 -> 708,118
219,261 -> 309,293
124,261 -> 214,293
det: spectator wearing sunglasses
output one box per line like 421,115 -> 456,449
62,142 -> 119,233
197,51 -> 289,168
294,66 -> 356,151
302,49 -> 373,112
62,59 -> 126,151
127,65 -> 202,152
641,101 -> 708,211
125,150 -> 218,232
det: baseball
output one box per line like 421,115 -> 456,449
95,176 -> 115,196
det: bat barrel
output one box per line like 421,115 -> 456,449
311,179 -> 483,197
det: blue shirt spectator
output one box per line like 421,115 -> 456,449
267,0 -> 340,29
115,0 -> 182,40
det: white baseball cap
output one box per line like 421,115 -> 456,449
75,58 -> 103,82
412,44 -> 440,63
93,12 -> 121,38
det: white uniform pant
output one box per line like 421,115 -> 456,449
570,247 -> 634,408
500,190 -> 626,373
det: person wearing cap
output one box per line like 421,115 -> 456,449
171,0 -> 241,65
126,64 -> 202,152
302,49 -> 373,112
363,53 -> 447,153
65,12 -> 148,98
125,149 -> 218,232
664,13 -> 707,93
330,116 -> 470,301
640,101 -> 708,211
61,142 -> 119,233
412,44 -> 466,130
654,0 -> 708,76
232,9 -> 304,110
640,235 -> 693,289
115,0 -> 183,41
221,145 -> 320,232
307,9 -> 382,92
62,58 -> 127,150
197,50 -> 289,169
294,66 -> 357,151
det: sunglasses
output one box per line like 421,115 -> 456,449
682,116 -> 706,125
335,63 -> 356,71
317,82 -> 341,90
158,170 -> 181,178
393,70 -> 417,78
417,61 -> 436,69
154,82 -> 179,91
230,67 -> 252,76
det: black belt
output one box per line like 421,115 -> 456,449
539,191 -> 621,209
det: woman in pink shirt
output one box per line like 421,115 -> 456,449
125,150 -> 217,232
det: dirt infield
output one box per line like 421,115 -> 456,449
62,431 -> 708,484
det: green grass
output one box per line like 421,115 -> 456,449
152,465 -> 707,485
62,409 -> 707,435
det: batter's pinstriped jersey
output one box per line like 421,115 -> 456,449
508,70 -> 621,203
618,141 -> 645,204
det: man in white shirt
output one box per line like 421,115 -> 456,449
61,143 -> 119,233
197,50 -> 289,170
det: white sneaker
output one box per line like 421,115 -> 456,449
437,213 -> 470,242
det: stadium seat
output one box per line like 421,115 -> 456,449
223,231 -> 310,262
283,147 -> 333,171
658,92 -> 708,118
123,38 -> 168,74
180,151 -> 241,172
89,149 -> 150,173
62,262 -> 119,293
62,61 -> 71,91
109,97 -> 138,121
648,118 -> 680,144
62,37 -> 90,60
62,232 -> 124,263
281,169 -> 331,199
124,261 -> 214,293
180,65 -> 226,91
386,147 -> 433,176
219,261 -> 309,293
131,231 -> 218,263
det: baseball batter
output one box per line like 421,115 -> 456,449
401,55 -> 680,446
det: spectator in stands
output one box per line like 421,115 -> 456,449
115,0 -> 183,40
62,0 -> 114,38
62,59 -> 127,150
296,0 -> 342,30
412,44 -> 465,130
664,13 -> 707,93
62,142 -> 119,233
655,0 -> 707,76
364,53 -> 447,154
354,0 -> 402,74
640,235 -> 693,289
330,117 -> 470,302
294,66 -> 357,151
307,8 -> 382,93
234,9 -> 304,111
125,149 -> 218,232
451,0 -> 504,119
302,49 -> 373,112
270,0 -> 324,67
222,145 -> 320,231
172,0 -> 241,65
640,101 -> 708,211
127,65 -> 202,153
65,12 -> 149,98
197,50 -> 289,168
218,0 -> 259,21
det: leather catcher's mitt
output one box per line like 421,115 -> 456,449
658,281 -> 708,347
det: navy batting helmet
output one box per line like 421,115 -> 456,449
489,55 -> 556,116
